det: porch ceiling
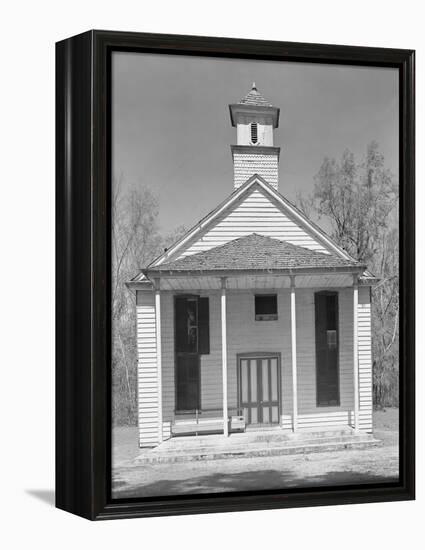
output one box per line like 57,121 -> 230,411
155,272 -> 356,291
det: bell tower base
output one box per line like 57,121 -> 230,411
231,145 -> 280,190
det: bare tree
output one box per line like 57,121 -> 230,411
111,179 -> 162,424
111,178 -> 189,424
312,143 -> 397,265
112,176 -> 162,321
298,142 -> 399,408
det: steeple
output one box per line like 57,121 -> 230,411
229,84 -> 280,190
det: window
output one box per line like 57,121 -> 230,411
255,294 -> 278,321
175,295 -> 209,354
251,122 -> 258,144
315,292 -> 340,406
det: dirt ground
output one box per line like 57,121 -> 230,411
112,408 -> 399,499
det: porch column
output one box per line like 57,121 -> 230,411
353,274 -> 359,432
221,277 -> 229,437
154,278 -> 163,443
290,275 -> 298,432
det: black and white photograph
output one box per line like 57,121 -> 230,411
2,0 -> 421,543
111,52 -> 400,499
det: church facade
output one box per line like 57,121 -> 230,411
128,85 -> 376,448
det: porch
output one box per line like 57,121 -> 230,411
135,234 -> 373,447
134,428 -> 380,464
148,274 -> 369,442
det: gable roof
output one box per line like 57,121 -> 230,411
139,174 -> 357,278
145,233 -> 363,275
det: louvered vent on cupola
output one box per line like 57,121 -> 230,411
251,122 -> 258,144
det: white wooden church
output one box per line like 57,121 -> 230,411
129,84 -> 375,448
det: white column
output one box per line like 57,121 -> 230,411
353,274 -> 360,432
154,278 -> 163,443
221,277 -> 229,437
290,276 -> 298,432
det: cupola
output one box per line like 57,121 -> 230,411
229,84 -> 281,190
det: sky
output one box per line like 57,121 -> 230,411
112,52 -> 398,236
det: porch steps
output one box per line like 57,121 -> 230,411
134,431 -> 381,464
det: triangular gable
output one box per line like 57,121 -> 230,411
145,175 -> 355,275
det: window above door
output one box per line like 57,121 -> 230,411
255,294 -> 278,321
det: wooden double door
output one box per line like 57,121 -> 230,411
238,355 -> 281,426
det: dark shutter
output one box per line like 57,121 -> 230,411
175,296 -> 187,353
198,297 -> 210,354
315,292 -> 340,406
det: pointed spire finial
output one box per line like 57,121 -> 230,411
252,82 -> 257,90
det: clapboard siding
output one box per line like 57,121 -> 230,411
175,187 -> 329,259
136,291 -> 159,446
358,286 -> 373,432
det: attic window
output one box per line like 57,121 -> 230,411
251,122 -> 258,144
255,294 -> 277,321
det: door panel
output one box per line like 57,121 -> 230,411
241,360 -> 249,402
239,356 -> 280,425
176,354 -> 200,411
250,361 -> 257,401
270,358 -> 278,401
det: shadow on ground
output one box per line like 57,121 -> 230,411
26,489 -> 55,506
113,468 -> 398,499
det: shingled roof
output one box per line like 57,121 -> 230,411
239,83 -> 273,107
145,234 -> 363,274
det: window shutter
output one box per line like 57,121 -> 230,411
198,297 -> 210,354
175,296 -> 188,353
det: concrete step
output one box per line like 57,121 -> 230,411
135,435 -> 381,464
248,430 -> 356,444
166,434 -> 374,453
160,429 -> 359,449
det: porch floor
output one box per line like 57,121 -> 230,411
135,428 -> 380,464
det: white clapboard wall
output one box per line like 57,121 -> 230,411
136,291 -> 159,447
175,185 -> 329,259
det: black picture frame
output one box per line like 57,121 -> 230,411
56,30 -> 415,520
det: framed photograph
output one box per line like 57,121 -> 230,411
56,30 -> 415,520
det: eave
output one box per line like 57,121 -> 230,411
229,103 -> 280,128
143,264 -> 367,279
